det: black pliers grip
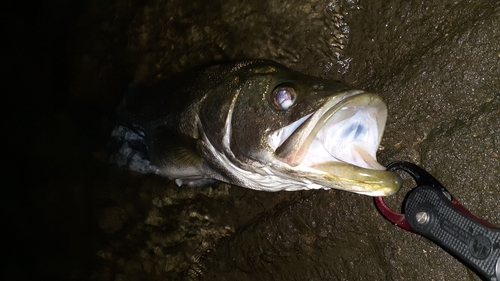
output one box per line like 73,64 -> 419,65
375,161 -> 500,281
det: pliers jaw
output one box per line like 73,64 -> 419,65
375,161 -> 495,230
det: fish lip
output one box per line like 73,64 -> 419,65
269,90 -> 402,195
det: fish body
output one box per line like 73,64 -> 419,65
111,60 -> 401,196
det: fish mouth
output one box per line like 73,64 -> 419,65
269,90 -> 401,196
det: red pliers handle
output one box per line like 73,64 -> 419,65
374,161 -> 499,281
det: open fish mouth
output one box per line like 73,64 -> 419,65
269,90 -> 401,195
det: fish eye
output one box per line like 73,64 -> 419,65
272,86 -> 296,111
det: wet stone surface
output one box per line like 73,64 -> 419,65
8,0 -> 499,280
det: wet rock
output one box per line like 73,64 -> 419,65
19,0 -> 499,280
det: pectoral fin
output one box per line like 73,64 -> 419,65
149,127 -> 217,187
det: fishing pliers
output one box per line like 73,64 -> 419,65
375,161 -> 500,281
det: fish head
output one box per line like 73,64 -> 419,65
201,61 -> 401,195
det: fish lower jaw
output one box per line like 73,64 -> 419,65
285,161 -> 402,196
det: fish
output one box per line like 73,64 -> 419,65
111,60 -> 401,196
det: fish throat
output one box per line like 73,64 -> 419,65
271,91 -> 387,174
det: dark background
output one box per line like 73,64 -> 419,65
5,1 -> 98,279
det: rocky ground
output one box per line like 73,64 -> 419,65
5,0 -> 499,280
